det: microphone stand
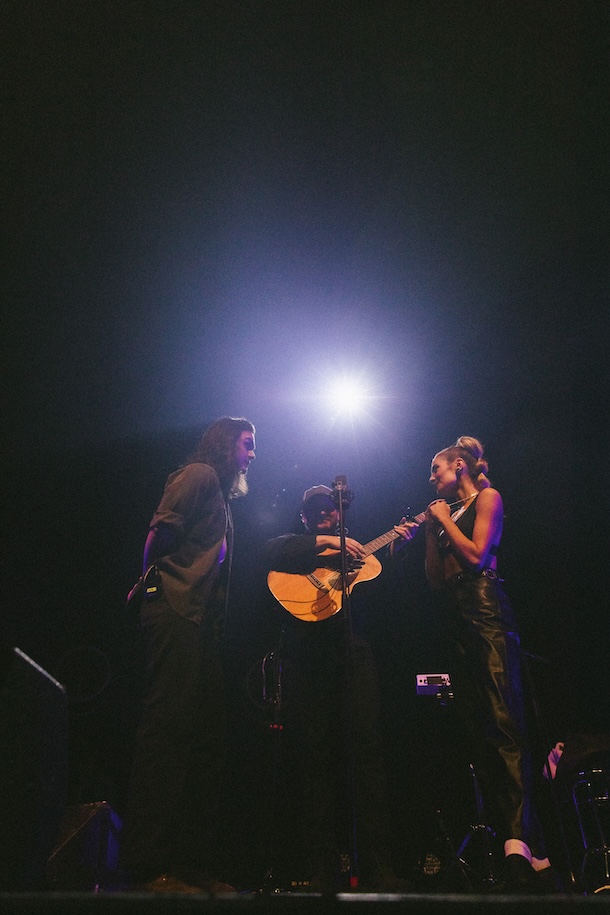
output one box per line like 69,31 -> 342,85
331,476 -> 359,888
521,649 -> 578,890
332,476 -> 354,625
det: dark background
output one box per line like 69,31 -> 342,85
3,0 -> 609,885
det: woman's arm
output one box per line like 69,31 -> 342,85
427,489 -> 503,572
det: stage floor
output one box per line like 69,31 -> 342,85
1,888 -> 610,915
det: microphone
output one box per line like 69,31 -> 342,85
331,475 -> 354,508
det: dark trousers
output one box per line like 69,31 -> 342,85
443,575 -> 544,854
282,617 -> 394,877
121,596 -> 226,881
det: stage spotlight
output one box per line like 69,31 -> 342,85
323,373 -> 376,419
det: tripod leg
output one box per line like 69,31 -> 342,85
435,809 -> 477,891
469,764 -> 498,884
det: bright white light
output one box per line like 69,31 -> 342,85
322,373 -> 376,419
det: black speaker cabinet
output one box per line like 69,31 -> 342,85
46,801 -> 122,891
0,646 -> 68,890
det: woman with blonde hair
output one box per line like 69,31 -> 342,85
395,436 -> 551,891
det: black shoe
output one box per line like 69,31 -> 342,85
309,868 -> 339,893
176,870 -> 236,893
288,865 -> 339,894
130,866 -> 235,894
534,865 -> 567,894
131,874 -> 204,893
358,864 -> 413,893
490,855 -> 540,894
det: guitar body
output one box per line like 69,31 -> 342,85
267,553 -> 382,622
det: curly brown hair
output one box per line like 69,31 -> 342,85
188,416 -> 255,496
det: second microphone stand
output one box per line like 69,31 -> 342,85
331,475 -> 360,889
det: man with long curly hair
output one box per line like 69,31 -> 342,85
122,417 -> 255,893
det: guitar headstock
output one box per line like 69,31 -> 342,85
404,507 -> 426,526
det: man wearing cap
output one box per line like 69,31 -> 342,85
264,485 -> 366,576
263,485 -> 410,893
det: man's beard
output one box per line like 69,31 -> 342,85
229,471 -> 249,499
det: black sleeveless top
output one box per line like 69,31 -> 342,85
438,494 -> 498,559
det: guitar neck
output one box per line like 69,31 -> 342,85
362,512 -> 425,557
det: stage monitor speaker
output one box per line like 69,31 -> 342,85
46,801 -> 122,891
0,646 -> 68,890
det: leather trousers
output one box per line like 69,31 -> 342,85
442,573 -> 543,853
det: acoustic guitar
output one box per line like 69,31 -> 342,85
267,514 -> 424,622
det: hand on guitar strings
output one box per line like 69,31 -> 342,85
393,517 -> 421,543
315,534 -> 366,561
390,516 -> 421,557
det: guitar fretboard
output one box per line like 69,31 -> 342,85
362,529 -> 400,557
362,512 -> 426,557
